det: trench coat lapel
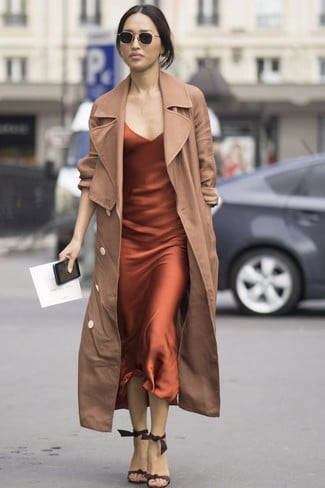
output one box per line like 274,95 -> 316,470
159,71 -> 192,166
91,76 -> 130,170
91,77 -> 130,217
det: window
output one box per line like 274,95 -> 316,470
320,0 -> 325,25
302,164 -> 325,198
266,168 -> 307,195
257,58 -> 281,83
80,0 -> 101,26
6,57 -> 27,82
262,117 -> 278,164
139,0 -> 160,6
4,0 -> 27,26
255,0 -> 282,28
0,115 -> 35,164
197,0 -> 219,25
197,57 -> 219,69
320,58 -> 325,82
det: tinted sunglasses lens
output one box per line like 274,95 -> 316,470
139,33 -> 153,44
120,32 -> 133,43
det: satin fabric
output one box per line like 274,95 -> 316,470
117,123 -> 189,404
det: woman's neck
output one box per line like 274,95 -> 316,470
129,65 -> 160,96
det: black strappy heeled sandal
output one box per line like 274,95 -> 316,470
118,429 -> 149,484
141,432 -> 170,488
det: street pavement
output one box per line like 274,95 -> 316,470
1,245 -> 325,488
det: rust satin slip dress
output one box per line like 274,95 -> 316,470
116,122 -> 189,406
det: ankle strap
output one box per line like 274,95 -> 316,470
141,432 -> 167,454
118,428 -> 148,438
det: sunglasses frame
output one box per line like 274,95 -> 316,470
118,31 -> 160,45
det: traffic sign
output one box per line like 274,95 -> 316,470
85,31 -> 122,101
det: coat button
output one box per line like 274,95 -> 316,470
100,247 -> 106,255
106,209 -> 111,216
95,284 -> 100,292
88,320 -> 94,329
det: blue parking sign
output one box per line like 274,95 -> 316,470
85,32 -> 121,101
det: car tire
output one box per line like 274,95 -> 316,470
230,248 -> 302,316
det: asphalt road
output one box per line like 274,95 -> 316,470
1,248 -> 325,488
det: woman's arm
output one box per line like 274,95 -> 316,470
59,189 -> 96,272
190,85 -> 219,206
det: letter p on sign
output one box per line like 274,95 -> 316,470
86,48 -> 106,85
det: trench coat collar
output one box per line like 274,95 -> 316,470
92,70 -> 193,116
92,71 -> 193,167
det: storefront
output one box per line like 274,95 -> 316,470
0,82 -> 83,168
0,115 -> 36,165
189,63 -> 262,175
190,63 -> 325,175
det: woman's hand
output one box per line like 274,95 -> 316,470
58,238 -> 82,273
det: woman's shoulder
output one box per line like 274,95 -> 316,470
184,83 -> 206,104
160,71 -> 206,107
90,76 -> 130,115
160,71 -> 203,94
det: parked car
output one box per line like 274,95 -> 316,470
213,154 -> 325,315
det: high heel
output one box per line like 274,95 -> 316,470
118,429 -> 149,484
141,432 -> 170,488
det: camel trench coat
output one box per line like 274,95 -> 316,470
77,70 -> 220,432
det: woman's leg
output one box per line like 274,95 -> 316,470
127,376 -> 149,482
147,392 -> 170,487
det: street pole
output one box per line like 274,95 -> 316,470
61,0 -> 68,128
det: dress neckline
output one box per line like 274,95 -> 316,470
125,122 -> 163,142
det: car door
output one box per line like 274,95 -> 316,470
285,162 -> 325,291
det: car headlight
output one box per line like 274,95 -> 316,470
212,195 -> 223,215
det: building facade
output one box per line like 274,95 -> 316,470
0,0 -> 325,167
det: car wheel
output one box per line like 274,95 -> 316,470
230,249 -> 302,315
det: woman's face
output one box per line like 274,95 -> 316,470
119,13 -> 163,73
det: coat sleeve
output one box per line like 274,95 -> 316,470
77,103 -> 98,191
190,85 -> 219,206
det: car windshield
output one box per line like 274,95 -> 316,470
65,131 -> 89,167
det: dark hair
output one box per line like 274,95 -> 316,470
116,4 -> 174,69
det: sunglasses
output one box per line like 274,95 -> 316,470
118,31 -> 160,45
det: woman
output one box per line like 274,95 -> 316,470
60,4 -> 220,487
